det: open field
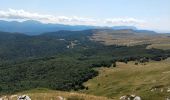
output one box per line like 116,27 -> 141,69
146,43 -> 170,50
0,88 -> 111,100
81,58 -> 170,100
90,30 -> 170,47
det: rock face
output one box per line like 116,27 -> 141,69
120,95 -> 141,100
17,95 -> 31,100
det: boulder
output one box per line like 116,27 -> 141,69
134,96 -> 141,100
120,95 -> 141,100
17,95 -> 31,100
57,96 -> 65,100
167,88 -> 170,92
166,98 -> 170,100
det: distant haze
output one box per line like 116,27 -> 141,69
0,0 -> 170,32
0,20 -> 140,35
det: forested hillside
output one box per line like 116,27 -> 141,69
0,30 -> 170,95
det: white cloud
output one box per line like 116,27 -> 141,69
0,8 -> 146,27
104,18 -> 145,26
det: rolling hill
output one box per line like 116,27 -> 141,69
81,58 -> 170,100
0,29 -> 170,100
91,29 -> 170,47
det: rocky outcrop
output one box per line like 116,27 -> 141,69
120,95 -> 141,100
17,95 -> 31,100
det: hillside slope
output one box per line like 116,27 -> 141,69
81,58 -> 170,100
90,29 -> 170,47
0,30 -> 170,95
0,88 -> 111,100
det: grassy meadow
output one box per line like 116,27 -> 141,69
81,58 -> 170,100
147,43 -> 170,50
0,88 -> 111,100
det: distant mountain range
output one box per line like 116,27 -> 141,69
0,20 -> 94,35
0,20 -> 141,35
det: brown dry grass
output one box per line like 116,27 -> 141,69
146,43 -> 170,50
81,58 -> 170,100
0,88 -> 112,100
90,31 -> 170,47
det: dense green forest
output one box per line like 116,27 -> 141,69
0,30 -> 170,94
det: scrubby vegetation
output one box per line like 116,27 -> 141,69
0,30 -> 170,95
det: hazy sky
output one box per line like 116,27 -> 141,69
0,0 -> 170,32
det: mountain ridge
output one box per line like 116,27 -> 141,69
0,20 -> 142,35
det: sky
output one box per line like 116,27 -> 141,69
0,0 -> 170,32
